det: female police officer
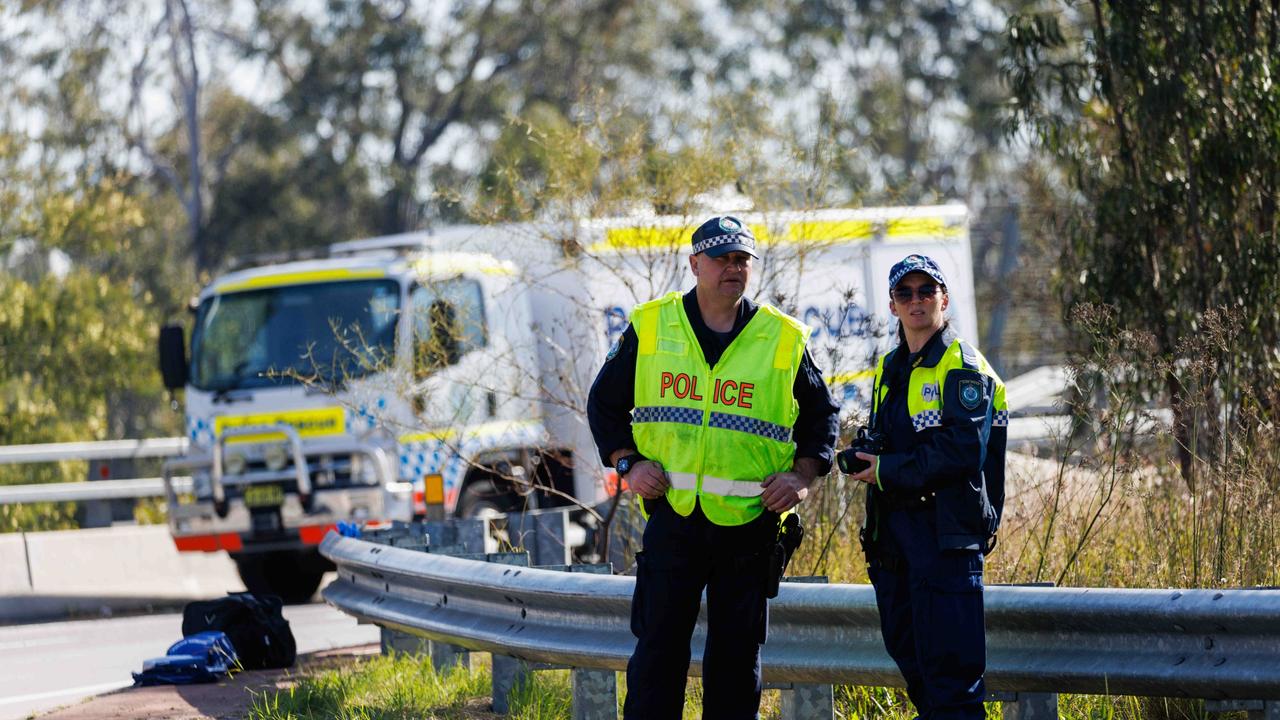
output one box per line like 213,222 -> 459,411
846,254 -> 1007,719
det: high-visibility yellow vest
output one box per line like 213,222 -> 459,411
871,336 -> 1008,434
631,292 -> 807,526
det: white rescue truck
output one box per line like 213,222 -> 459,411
158,205 -> 978,600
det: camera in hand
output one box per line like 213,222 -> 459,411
836,426 -> 886,474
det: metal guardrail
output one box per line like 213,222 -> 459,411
0,477 -> 194,504
0,437 -> 191,506
320,532 -> 1280,705
0,437 -> 186,465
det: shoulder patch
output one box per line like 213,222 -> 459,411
958,377 -> 983,410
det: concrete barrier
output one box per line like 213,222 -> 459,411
0,534 -> 30,592
1,525 -> 244,623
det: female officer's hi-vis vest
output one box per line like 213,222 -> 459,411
631,292 -> 807,527
871,336 -> 1008,435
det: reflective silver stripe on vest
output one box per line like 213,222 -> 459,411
668,472 -> 765,498
911,410 -> 943,432
633,406 -> 705,426
707,412 -> 791,443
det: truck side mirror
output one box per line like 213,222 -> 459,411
158,324 -> 189,390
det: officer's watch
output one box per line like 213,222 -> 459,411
615,453 -> 647,478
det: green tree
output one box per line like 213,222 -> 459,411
1006,2 -> 1280,481
246,0 -> 710,236
711,0 -> 1042,206
0,135 -> 177,530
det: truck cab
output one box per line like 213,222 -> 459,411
159,245 -> 577,601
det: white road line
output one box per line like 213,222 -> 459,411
0,636 -> 74,651
0,679 -> 132,706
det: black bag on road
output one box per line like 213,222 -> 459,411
182,592 -> 297,669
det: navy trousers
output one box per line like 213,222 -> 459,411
869,506 -> 986,720
623,499 -> 777,720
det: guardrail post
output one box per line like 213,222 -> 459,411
572,668 -> 618,720
491,655 -> 532,714
606,501 -> 644,573
506,508 -> 570,566
775,576 -> 834,720
777,683 -> 834,720
380,627 -> 429,656
80,458 -> 137,527
421,521 -> 480,671
565,562 -> 618,720
489,550 -> 534,714
426,638 -> 470,673
422,517 -> 486,553
1206,699 -> 1280,720
995,691 -> 1058,720
370,522 -> 475,672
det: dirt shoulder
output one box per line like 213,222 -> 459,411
36,644 -> 380,720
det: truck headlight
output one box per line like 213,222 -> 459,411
224,453 -> 247,475
264,444 -> 289,471
350,455 -> 380,485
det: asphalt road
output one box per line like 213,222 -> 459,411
0,597 -> 379,720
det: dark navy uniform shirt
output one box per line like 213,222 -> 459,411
587,290 -> 839,474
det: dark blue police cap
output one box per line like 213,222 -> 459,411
690,216 -> 758,258
888,254 -> 947,289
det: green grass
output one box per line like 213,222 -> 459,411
243,654 -> 887,720
246,653 -> 566,720
248,653 -> 1245,719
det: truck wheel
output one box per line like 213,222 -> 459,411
457,478 -> 522,518
234,550 -> 330,604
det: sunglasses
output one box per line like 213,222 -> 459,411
891,283 -> 941,303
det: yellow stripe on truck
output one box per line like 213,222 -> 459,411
398,419 -> 541,445
215,407 -> 346,443
215,269 -> 388,294
596,226 -> 694,252
786,220 -> 877,243
589,216 -> 960,253
826,369 -> 876,385
589,224 -> 770,253
882,216 -> 965,242
412,254 -> 516,278
785,217 -> 963,244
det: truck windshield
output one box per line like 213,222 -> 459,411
190,279 -> 401,392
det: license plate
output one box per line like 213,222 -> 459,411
243,484 -> 284,508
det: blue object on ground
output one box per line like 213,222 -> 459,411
132,630 -> 239,686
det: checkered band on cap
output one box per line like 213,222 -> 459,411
692,232 -> 755,256
993,409 -> 1009,427
911,409 -> 943,432
888,254 -> 947,289
633,406 -> 705,426
708,412 -> 792,443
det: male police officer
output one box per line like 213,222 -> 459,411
587,216 -> 838,719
